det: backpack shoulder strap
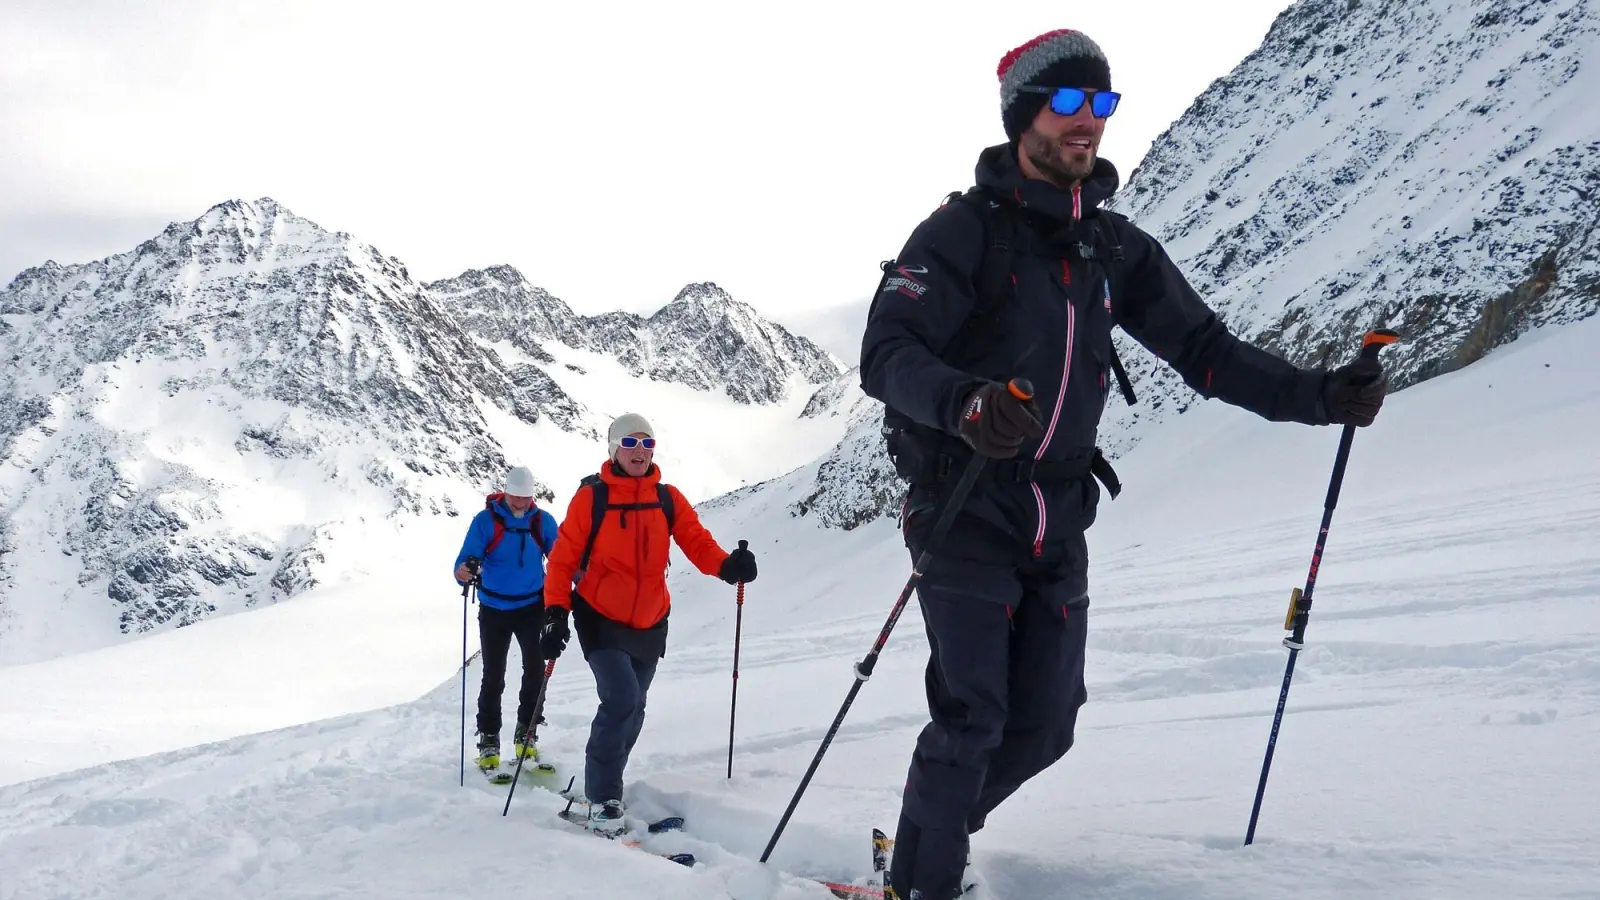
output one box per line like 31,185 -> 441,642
483,494 -> 508,555
655,483 -> 677,531
576,475 -> 607,576
1091,212 -> 1138,407
944,187 -> 1018,356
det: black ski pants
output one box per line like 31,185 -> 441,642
890,531 -> 1090,900
476,601 -> 547,738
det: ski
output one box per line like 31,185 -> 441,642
872,827 -> 892,886
552,807 -> 684,837
484,762 -> 557,785
554,808 -> 695,867
805,828 -> 896,899
814,880 -> 884,899
648,815 -> 686,833
479,755 -> 558,786
551,777 -> 694,867
553,807 -> 685,837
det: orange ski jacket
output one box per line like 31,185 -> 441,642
545,462 -> 729,629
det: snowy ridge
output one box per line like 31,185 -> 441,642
789,0 -> 1600,527
429,270 -> 842,405
425,263 -> 589,359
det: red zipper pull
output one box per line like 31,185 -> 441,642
1033,540 -> 1043,558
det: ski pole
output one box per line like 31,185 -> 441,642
503,658 -> 558,816
1244,329 -> 1399,846
760,378 -> 1034,863
728,540 -> 748,780
459,557 -> 481,788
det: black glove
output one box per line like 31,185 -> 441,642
957,381 -> 1044,459
1321,357 -> 1388,427
539,607 -> 570,660
718,545 -> 757,584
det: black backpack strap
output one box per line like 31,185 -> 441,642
944,188 -> 1018,356
656,483 -> 676,531
576,474 -> 607,578
1092,213 -> 1138,407
1108,346 -> 1137,407
1090,449 -> 1123,500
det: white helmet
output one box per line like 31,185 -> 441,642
504,466 -> 536,497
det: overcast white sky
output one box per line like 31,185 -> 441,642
1,0 -> 1294,359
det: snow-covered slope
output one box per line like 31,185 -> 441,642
4,309 -> 1596,900
0,201 -> 846,664
788,0 -> 1600,528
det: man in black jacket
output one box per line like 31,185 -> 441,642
859,28 -> 1387,900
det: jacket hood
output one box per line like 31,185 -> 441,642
974,143 -> 1121,225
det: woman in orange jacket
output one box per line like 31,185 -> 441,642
539,412 -> 757,835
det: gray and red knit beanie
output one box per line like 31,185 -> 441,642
998,29 -> 1113,142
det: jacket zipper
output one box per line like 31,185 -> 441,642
1031,184 -> 1085,558
634,488 -> 647,627
1032,300 -> 1075,557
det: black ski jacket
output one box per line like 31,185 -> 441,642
860,143 -> 1329,560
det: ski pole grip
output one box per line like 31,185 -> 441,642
1359,329 -> 1400,360
735,540 -> 748,600
1007,378 -> 1035,401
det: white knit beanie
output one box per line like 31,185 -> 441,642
607,413 -> 655,457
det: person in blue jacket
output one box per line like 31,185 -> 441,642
453,465 -> 560,771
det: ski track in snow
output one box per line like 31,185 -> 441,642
4,315 -> 1599,898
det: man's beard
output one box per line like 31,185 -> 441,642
1022,129 -> 1096,188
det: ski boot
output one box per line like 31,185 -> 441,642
512,723 -> 538,761
589,799 -> 628,838
474,731 -> 501,772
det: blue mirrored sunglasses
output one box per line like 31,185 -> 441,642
1018,86 -> 1121,119
618,436 -> 656,450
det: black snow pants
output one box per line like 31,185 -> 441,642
890,514 -> 1090,900
476,601 -> 547,738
